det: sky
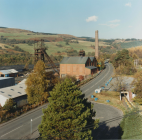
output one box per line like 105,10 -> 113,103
0,0 -> 142,39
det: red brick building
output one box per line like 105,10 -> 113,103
60,56 -> 98,80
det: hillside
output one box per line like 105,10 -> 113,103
0,27 -> 110,56
0,27 -> 142,57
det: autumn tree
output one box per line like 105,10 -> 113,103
38,78 -> 99,140
25,60 -> 50,104
131,70 -> 142,104
3,98 -> 16,112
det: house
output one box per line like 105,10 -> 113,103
0,79 -> 27,107
60,56 -> 98,80
0,77 -> 15,88
0,69 -> 18,77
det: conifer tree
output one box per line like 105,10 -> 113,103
25,60 -> 50,104
38,78 -> 99,140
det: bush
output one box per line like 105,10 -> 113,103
3,99 -> 16,113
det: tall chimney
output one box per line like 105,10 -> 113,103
95,30 -> 99,59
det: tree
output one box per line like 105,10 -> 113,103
131,70 -> 142,104
120,107 -> 142,139
110,74 -> 128,92
132,53 -> 138,60
3,98 -> 16,112
58,74 -> 77,84
25,60 -> 50,104
38,78 -> 99,139
65,39 -> 69,45
24,59 -> 30,70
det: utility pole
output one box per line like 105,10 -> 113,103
31,119 -> 32,134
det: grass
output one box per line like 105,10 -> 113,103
119,41 -> 142,49
0,30 -> 59,40
89,91 -> 127,114
16,44 -> 34,54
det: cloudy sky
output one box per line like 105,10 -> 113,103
0,0 -> 142,39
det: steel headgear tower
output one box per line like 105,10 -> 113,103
95,30 -> 99,59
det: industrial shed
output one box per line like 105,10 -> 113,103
0,69 -> 18,77
0,77 -> 15,88
0,79 -> 28,107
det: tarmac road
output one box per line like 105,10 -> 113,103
0,63 -> 123,139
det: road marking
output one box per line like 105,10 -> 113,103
33,115 -> 43,121
84,89 -> 89,92
83,64 -> 110,93
1,125 -> 23,137
0,115 -> 43,138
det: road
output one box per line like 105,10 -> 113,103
0,63 -> 123,139
80,62 -> 113,98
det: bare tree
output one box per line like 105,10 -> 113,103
110,74 -> 128,92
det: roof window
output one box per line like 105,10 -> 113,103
8,94 -> 12,97
18,92 -> 21,94
11,89 -> 14,91
20,86 -> 23,88
1,91 -> 4,93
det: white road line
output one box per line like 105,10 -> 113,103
84,89 -> 89,92
83,64 -> 110,92
33,115 -> 43,121
1,125 -> 23,137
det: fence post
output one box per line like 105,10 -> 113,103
0,117 -> 1,122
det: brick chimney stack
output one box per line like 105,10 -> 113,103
95,30 -> 99,59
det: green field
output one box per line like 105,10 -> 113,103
0,32 -> 59,40
118,41 -> 142,49
15,41 -> 109,56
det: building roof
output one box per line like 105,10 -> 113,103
0,79 -> 27,99
89,57 -> 94,61
0,77 -> 14,80
85,66 -> 97,69
60,56 -> 95,64
0,69 -> 18,74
